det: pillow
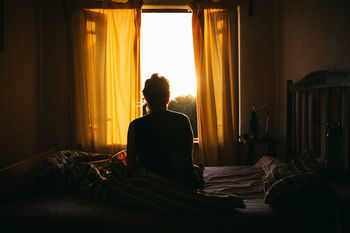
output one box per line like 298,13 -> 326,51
263,151 -> 331,209
254,156 -> 286,174
291,150 -> 324,172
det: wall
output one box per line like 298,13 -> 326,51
0,0 -> 69,168
239,0 -> 276,137
275,0 -> 350,158
0,0 -> 41,168
40,0 -> 70,152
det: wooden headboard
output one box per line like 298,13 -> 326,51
286,71 -> 350,171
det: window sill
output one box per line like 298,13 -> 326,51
193,139 -> 199,163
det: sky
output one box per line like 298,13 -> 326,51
140,13 -> 197,100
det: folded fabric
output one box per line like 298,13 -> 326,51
16,150 -> 111,195
98,151 -> 245,214
16,150 -> 245,214
262,152 -> 330,208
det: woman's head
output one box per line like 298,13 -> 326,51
142,73 -> 170,110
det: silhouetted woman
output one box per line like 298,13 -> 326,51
127,73 -> 200,189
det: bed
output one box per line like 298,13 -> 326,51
1,70 -> 348,233
0,164 -> 334,233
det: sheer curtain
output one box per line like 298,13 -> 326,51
192,4 -> 239,165
66,1 -> 142,153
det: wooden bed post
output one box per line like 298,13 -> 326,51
286,80 -> 293,161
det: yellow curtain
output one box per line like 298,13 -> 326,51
67,5 -> 141,153
192,8 -> 239,166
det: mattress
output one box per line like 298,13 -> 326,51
0,166 -> 334,233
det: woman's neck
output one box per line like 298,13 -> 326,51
149,106 -> 167,113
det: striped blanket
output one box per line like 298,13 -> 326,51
18,150 -> 245,214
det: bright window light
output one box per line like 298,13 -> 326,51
141,13 -> 197,100
141,13 -> 198,137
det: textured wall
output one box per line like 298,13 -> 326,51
40,0 -> 70,152
0,0 -> 41,168
275,0 -> 350,157
239,0 -> 276,137
0,0 -> 69,168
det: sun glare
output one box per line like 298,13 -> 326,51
141,13 -> 197,100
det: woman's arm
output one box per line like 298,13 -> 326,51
183,115 -> 195,167
180,115 -> 200,189
127,121 -> 138,173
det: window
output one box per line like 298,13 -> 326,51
141,13 -> 198,137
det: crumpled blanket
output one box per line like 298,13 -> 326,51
16,150 -> 245,214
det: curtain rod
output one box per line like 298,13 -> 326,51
142,9 -> 191,13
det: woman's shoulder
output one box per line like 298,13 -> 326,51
166,110 -> 189,119
129,116 -> 146,127
166,110 -> 191,123
129,113 -> 155,129
131,110 -> 189,126
131,113 -> 152,122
